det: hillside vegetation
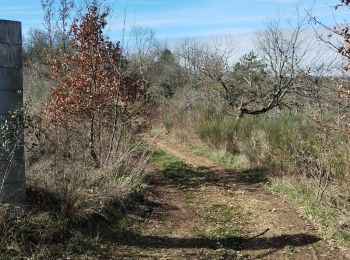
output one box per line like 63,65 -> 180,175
0,0 -> 349,258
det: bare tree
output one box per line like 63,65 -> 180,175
176,39 -> 204,76
57,0 -> 75,53
41,0 -> 55,49
240,13 -> 309,116
230,8 -> 338,118
200,36 -> 236,96
175,16 -> 327,118
128,26 -> 158,80
309,0 -> 350,133
175,36 -> 236,103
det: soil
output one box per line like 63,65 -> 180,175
111,137 -> 350,259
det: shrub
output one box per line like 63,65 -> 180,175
163,116 -> 174,131
162,100 -> 350,202
48,4 -> 148,167
26,112 -> 148,222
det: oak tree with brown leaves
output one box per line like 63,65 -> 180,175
48,2 -> 147,167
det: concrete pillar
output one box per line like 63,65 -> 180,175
0,20 -> 25,202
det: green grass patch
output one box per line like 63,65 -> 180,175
164,137 -> 267,184
150,149 -> 182,168
187,143 -> 240,171
218,211 -> 234,223
193,203 -> 241,243
270,179 -> 350,246
151,148 -> 223,190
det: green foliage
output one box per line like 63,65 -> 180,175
152,48 -> 186,98
161,82 -> 175,98
231,52 -> 268,88
192,109 -> 349,187
0,108 -> 24,186
163,116 -> 174,131
195,106 -> 237,152
0,108 -> 23,151
236,113 -> 350,188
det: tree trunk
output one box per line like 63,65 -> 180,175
90,114 -> 100,167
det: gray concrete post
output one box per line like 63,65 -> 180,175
0,20 -> 25,202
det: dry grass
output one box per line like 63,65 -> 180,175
26,114 -> 149,221
0,90 -> 150,257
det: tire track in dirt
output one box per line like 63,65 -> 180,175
143,136 -> 350,259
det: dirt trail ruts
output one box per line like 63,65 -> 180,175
138,136 -> 350,259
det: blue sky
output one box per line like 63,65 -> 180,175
0,0 -> 347,43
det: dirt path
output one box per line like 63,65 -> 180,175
112,137 -> 349,259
